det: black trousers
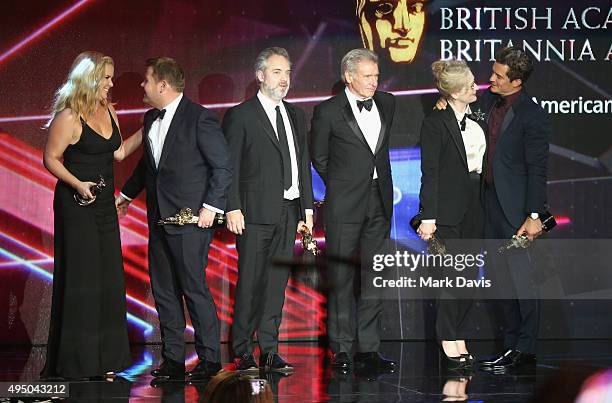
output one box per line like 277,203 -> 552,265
148,223 -> 220,363
232,199 -> 300,356
485,185 -> 540,355
435,172 -> 484,341
325,181 -> 390,354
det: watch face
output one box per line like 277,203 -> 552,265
530,213 -> 539,220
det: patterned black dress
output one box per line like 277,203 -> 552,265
42,111 -> 131,379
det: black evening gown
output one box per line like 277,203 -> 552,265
42,111 -> 131,379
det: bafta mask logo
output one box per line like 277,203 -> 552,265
357,0 -> 426,63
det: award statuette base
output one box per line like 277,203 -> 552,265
158,207 -> 226,228
299,225 -> 320,257
497,234 -> 530,253
497,211 -> 557,254
409,213 -> 447,256
74,175 -> 106,206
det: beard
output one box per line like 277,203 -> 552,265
263,82 -> 289,101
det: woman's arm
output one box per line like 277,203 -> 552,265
43,109 -> 96,199
419,115 -> 443,220
417,115 -> 444,240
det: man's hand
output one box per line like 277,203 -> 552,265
198,207 -> 216,228
115,194 -> 130,218
417,222 -> 437,241
434,97 -> 448,110
226,210 -> 245,235
297,213 -> 314,234
516,217 -> 543,241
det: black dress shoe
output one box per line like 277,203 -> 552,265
440,353 -> 468,370
87,374 -> 121,382
187,360 -> 222,380
479,349 -> 536,369
150,377 -> 186,389
461,353 -> 475,365
235,353 -> 259,373
331,352 -> 352,371
260,353 -> 294,373
151,359 -> 185,379
354,352 -> 396,373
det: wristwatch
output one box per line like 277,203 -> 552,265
529,212 -> 539,220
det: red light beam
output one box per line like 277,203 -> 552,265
0,0 -> 95,67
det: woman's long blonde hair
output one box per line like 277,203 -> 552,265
47,51 -> 114,127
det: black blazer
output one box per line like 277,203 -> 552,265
222,96 -> 314,224
310,90 -> 395,224
122,96 -> 232,234
478,89 -> 550,228
419,106 -> 487,226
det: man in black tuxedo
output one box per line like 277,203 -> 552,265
477,47 -> 551,370
223,47 -> 314,373
115,57 -> 232,380
310,48 -> 396,372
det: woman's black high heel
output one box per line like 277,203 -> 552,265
460,353 -> 475,366
438,343 -> 468,369
441,354 -> 467,369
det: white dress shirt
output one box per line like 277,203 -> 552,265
256,91 -> 313,217
121,93 -> 222,214
451,103 -> 486,174
149,93 -> 182,168
345,87 -> 381,179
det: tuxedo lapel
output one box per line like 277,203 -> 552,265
500,91 -> 528,138
482,92 -> 496,126
470,115 -> 488,134
284,101 -> 306,187
443,107 -> 468,169
284,102 -> 300,156
373,92 -> 387,154
499,107 -> 515,139
143,112 -> 157,172
473,114 -> 489,173
340,92 -> 371,152
157,96 -> 187,170
252,97 -> 282,154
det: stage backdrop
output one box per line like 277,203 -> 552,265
1,0 -> 611,347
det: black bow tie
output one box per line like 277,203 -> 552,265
459,115 -> 467,131
152,108 -> 166,121
357,98 -> 373,112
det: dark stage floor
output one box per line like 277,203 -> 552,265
1,340 -> 611,402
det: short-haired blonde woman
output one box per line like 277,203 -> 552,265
41,51 -> 142,379
418,59 -> 486,369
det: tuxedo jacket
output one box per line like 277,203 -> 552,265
310,90 -> 396,224
121,96 -> 232,234
478,89 -> 550,229
222,96 -> 314,224
419,106 -> 487,226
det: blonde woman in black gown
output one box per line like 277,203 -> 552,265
41,51 -> 142,379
